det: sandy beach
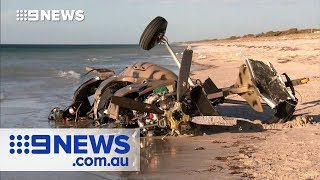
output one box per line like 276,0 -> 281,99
127,33 -> 320,180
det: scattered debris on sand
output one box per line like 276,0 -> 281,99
262,115 -> 318,129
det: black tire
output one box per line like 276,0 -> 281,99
139,16 -> 168,50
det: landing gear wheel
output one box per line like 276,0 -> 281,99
139,16 -> 168,50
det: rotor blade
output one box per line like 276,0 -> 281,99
177,48 -> 193,102
111,96 -> 164,114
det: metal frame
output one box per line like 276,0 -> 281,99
161,38 -> 195,86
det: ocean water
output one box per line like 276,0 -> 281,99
0,44 -> 185,128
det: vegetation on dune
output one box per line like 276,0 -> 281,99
185,28 -> 320,43
225,28 -> 319,40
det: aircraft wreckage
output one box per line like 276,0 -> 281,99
49,16 -> 309,136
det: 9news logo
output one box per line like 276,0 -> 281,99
16,10 -> 85,22
9,134 -> 129,155
0,129 -> 140,171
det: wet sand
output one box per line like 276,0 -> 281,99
124,116 -> 319,180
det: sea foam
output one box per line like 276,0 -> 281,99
57,70 -> 80,79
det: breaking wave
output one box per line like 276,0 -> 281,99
86,57 -> 98,62
57,70 -> 80,79
85,56 -> 113,62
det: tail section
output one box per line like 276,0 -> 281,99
234,64 -> 263,112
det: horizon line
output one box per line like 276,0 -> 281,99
0,43 -> 140,45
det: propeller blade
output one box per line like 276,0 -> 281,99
177,48 -> 193,102
111,96 -> 164,114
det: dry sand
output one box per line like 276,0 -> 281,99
126,33 -> 320,179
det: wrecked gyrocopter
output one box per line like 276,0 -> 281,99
49,16 -> 309,136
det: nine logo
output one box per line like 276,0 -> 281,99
9,134 -> 130,154
16,10 -> 85,22
0,129 -> 140,171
